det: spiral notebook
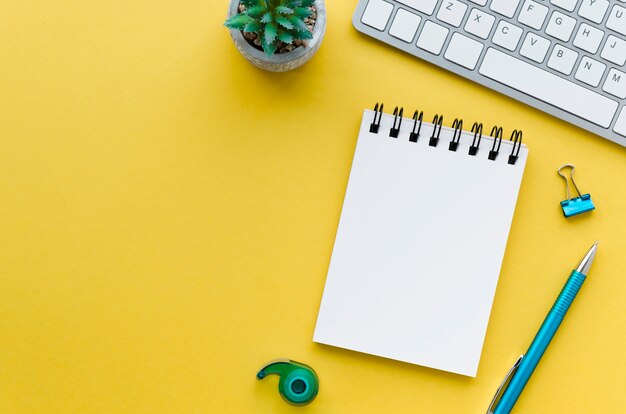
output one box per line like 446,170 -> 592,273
314,104 -> 529,377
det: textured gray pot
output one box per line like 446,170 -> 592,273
227,0 -> 326,72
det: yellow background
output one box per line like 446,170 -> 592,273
1,1 -> 625,413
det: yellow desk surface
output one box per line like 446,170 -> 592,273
1,1 -> 625,413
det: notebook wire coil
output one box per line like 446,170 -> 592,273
369,103 -> 521,165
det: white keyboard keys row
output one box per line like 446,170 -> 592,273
363,0 -> 622,78
479,48 -> 618,128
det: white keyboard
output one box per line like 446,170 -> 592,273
353,0 -> 626,147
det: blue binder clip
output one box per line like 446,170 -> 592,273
558,164 -> 595,218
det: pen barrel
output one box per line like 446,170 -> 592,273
551,270 -> 586,317
493,270 -> 586,414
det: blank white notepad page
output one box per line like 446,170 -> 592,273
314,109 -> 528,377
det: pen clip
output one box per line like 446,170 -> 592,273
486,355 -> 524,414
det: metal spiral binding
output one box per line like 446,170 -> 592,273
369,103 -> 521,165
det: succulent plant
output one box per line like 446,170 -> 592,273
225,0 -> 315,56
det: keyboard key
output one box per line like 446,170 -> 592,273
601,35 -> 626,66
416,21 -> 449,54
573,23 -> 604,54
518,0 -> 549,30
490,0 -> 521,18
397,0 -> 439,15
465,8 -> 496,39
479,48 -> 619,128
575,56 -> 606,87
469,0 -> 488,5
603,69 -> 626,99
545,11 -> 577,41
578,0 -> 609,24
492,21 -> 523,51
520,32 -> 551,63
437,0 -> 468,27
390,9 -> 422,43
548,44 -> 579,75
606,5 -> 626,36
444,32 -> 484,69
614,107 -> 626,137
550,0 -> 578,12
361,0 -> 393,30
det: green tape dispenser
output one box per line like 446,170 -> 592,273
257,359 -> 319,406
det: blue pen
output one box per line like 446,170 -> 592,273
487,241 -> 599,414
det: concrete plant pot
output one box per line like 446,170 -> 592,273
227,0 -> 326,72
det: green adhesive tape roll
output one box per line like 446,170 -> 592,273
257,359 -> 319,406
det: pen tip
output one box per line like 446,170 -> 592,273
576,241 -> 598,276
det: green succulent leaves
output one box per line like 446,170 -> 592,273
225,0 -> 315,56
264,21 -> 278,44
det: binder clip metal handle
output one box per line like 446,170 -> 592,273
558,164 -> 595,218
